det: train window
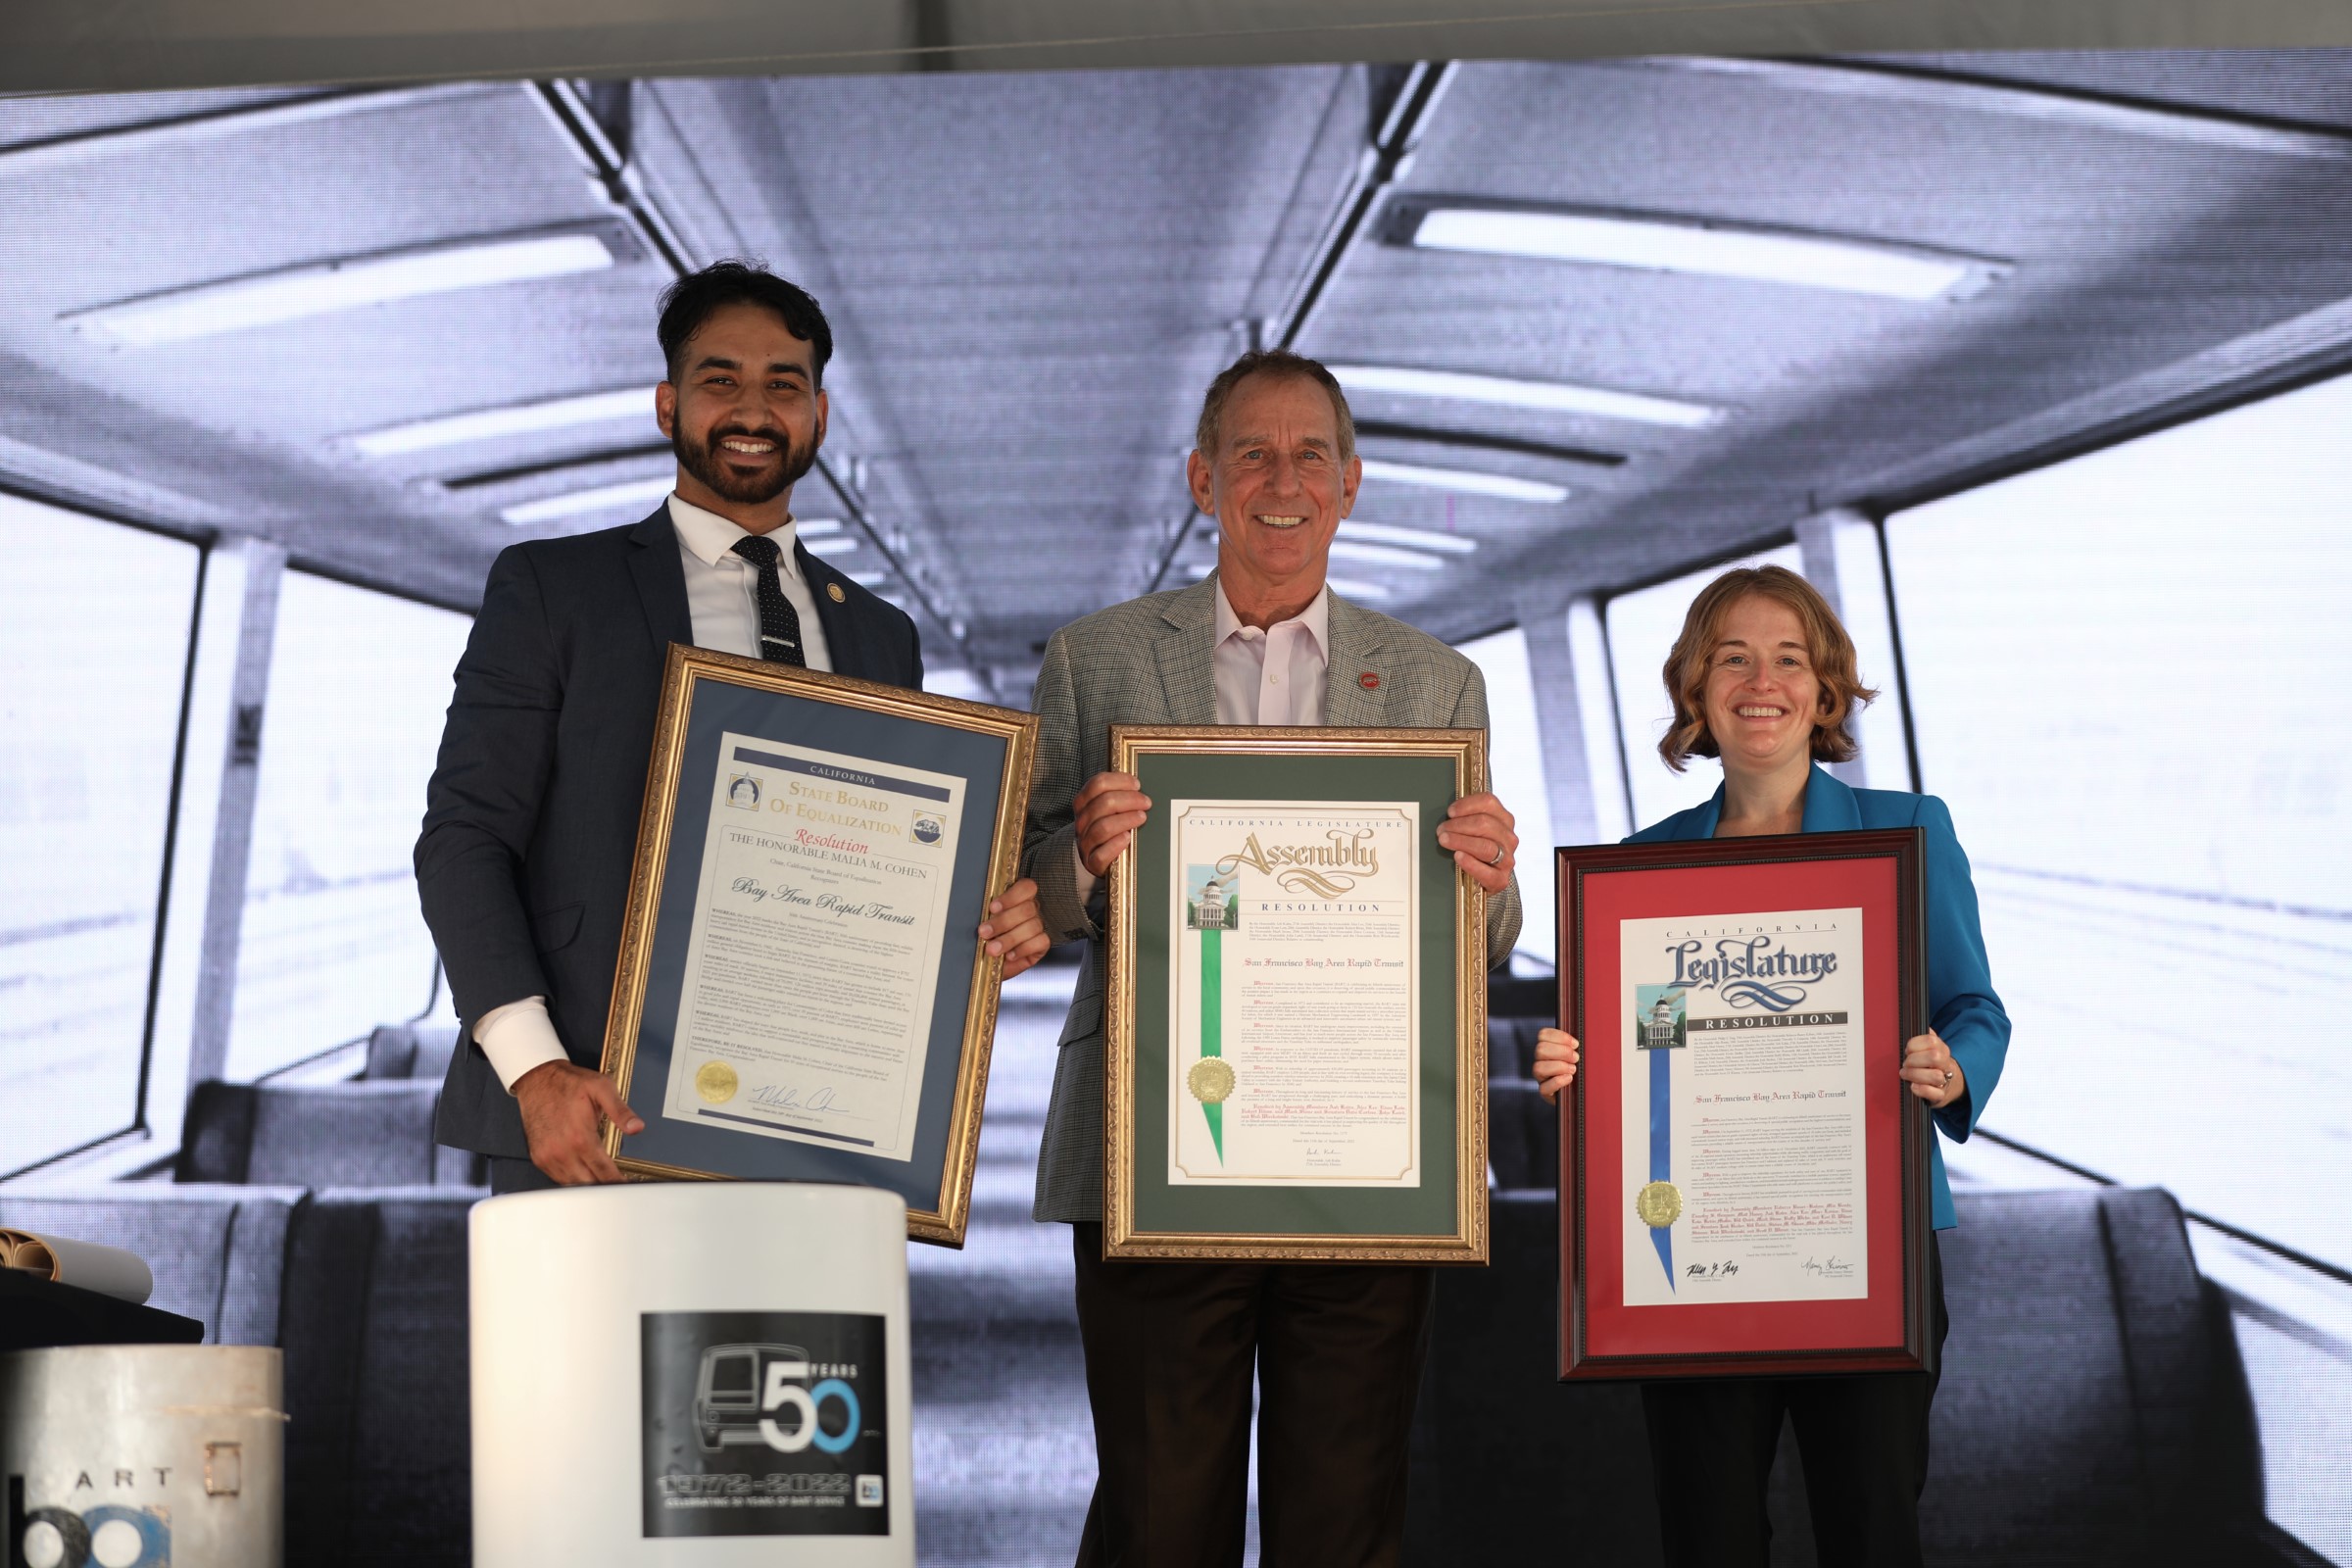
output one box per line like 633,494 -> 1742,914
0,496 -> 200,1171
223,571 -> 470,1079
1602,545 -> 1805,831
1887,371 -> 2352,1270
1452,626 -> 1555,962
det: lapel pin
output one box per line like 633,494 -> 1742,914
1358,671 -> 1380,690
826,582 -> 847,603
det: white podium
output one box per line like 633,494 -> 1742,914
470,1183 -> 913,1567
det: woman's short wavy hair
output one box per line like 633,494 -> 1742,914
1658,564 -> 1877,773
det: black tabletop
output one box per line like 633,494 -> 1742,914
0,1269 -> 206,1351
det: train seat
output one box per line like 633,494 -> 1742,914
174,1080 -> 482,1189
1487,1077 -> 1561,1193
1489,1015 -> 1546,1081
280,1186 -> 476,1567
1409,1186 -> 2293,1567
0,1184 -> 306,1347
1487,1016 -> 1563,1191
1920,1188 -> 2271,1566
362,1021 -> 463,1083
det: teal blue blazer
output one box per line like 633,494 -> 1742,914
1626,765 -> 2009,1229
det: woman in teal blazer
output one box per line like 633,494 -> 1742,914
1534,564 -> 2009,1568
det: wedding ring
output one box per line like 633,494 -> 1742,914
1487,844 -> 1505,867
1941,1067 -> 1954,1085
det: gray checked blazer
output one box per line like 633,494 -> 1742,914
1022,573 -> 1524,1224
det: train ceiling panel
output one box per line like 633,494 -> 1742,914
635,68 -> 1360,651
2,53 -> 2351,675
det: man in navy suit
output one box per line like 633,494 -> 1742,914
417,262 -> 1047,1193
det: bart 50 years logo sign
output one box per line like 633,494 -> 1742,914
7,1484 -> 172,1568
639,1310 -> 889,1539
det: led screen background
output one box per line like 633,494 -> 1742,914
5,48 -> 2349,1247
3,49 -> 2351,1562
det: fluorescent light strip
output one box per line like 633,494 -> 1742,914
1333,365 -> 1719,429
354,387 -> 656,458
1338,520 -> 1476,555
1359,459 -> 1569,504
502,475 -> 672,526
68,232 -> 616,348
1412,208 -> 1984,302
850,569 -> 889,587
1329,538 -> 1446,571
797,517 -> 844,537
805,534 -> 861,555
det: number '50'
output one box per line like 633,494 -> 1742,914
758,1364 -> 861,1456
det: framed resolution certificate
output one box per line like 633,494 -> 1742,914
1103,725 -> 1489,1264
1556,830 -> 1932,1378
598,645 -> 1037,1247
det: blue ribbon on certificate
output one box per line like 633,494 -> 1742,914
1649,1043 -> 1674,1291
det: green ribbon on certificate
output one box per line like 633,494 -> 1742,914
1200,927 -> 1224,1160
1186,907 -> 1238,1159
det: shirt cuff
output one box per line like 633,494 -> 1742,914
474,997 -> 568,1093
1071,837 -> 1099,909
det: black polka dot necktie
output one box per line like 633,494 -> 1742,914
731,533 -> 807,667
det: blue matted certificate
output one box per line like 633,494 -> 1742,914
599,644 -> 1037,1246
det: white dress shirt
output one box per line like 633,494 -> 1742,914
667,493 -> 833,669
475,491 -> 834,1092
1071,579 -> 1332,907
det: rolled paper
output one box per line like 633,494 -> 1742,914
0,1229 -> 155,1305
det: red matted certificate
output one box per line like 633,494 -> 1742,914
1555,829 -> 1935,1380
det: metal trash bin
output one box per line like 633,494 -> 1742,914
2,1345 -> 283,1568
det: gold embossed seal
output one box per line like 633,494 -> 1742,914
1635,1180 -> 1683,1229
695,1061 -> 740,1104
1187,1058 -> 1236,1104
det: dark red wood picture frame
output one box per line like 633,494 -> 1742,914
1556,829 -> 1931,1380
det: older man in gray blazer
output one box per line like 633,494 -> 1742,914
1025,348 -> 1524,1568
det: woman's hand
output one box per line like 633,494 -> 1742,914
1901,1028 -> 1967,1109
1533,1028 -> 1582,1103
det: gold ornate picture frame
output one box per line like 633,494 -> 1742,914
597,643 -> 1037,1247
1104,724 -> 1490,1264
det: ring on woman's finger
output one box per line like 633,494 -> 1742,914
1940,1067 -> 1954,1085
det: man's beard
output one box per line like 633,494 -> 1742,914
674,422 -> 817,506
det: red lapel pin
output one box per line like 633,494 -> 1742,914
1358,671 -> 1381,690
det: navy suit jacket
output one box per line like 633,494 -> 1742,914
416,507 -> 921,1158
1628,765 -> 2010,1228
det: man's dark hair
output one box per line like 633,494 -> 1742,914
656,261 -> 834,386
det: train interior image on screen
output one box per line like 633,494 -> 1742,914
3,50 -> 2349,1567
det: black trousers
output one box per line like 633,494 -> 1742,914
1642,1234 -> 1948,1568
1069,1223 -> 1434,1568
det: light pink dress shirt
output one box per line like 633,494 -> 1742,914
1070,579 -> 1332,908
1210,579 -> 1330,728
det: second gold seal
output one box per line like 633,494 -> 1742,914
1187,1058 -> 1236,1104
